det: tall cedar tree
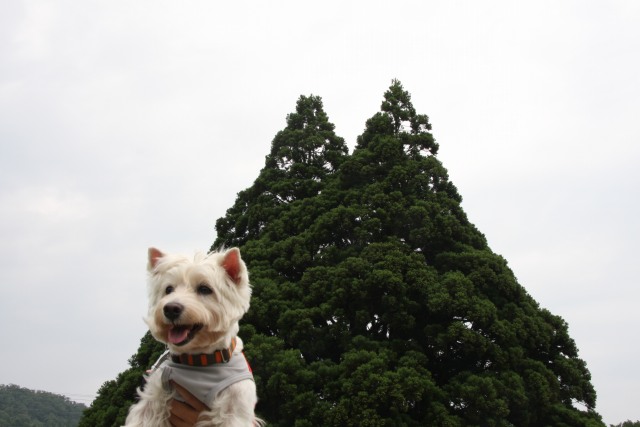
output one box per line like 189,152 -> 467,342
81,82 -> 604,427
79,95 -> 349,427
215,81 -> 604,426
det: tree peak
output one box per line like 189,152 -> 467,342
357,80 -> 439,157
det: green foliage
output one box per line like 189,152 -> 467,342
611,421 -> 640,427
78,332 -> 165,427
0,384 -> 86,427
84,80 -> 605,426
216,80 -> 605,426
214,94 -> 348,249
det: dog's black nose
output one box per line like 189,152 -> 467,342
163,302 -> 184,321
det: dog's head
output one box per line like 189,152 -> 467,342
145,247 -> 251,354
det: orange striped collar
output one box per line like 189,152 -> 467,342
170,337 -> 237,366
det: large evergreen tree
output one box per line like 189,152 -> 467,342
216,80 -> 604,426
80,95 -> 349,426
81,81 -> 604,426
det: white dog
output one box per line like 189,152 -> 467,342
124,247 -> 263,427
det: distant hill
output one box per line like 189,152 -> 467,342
0,384 -> 86,427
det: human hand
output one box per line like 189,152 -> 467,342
169,380 -> 209,427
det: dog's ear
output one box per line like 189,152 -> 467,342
148,247 -> 164,271
221,247 -> 244,285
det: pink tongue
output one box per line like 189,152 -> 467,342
168,327 -> 190,344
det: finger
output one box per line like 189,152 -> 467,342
169,411 -> 191,427
170,380 -> 209,411
170,399 -> 200,424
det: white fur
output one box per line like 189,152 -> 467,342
124,248 -> 263,427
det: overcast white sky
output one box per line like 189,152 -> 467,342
1,1 -> 638,424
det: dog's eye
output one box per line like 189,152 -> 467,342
197,284 -> 213,296
165,285 -> 175,295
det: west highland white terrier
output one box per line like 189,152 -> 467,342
124,247 -> 263,427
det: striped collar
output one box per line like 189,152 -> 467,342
170,337 -> 237,366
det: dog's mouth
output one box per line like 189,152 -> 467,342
168,324 -> 203,346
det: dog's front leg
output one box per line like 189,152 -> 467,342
200,380 -> 261,427
123,372 -> 173,427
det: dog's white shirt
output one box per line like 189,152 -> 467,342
125,360 -> 258,427
160,351 -> 254,404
